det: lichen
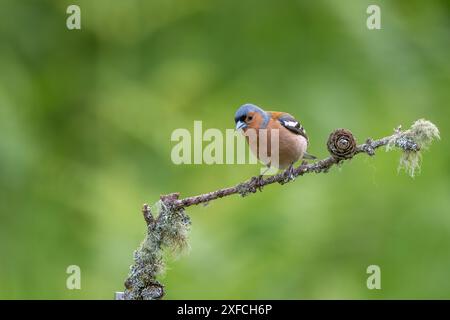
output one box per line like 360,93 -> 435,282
386,119 -> 440,177
157,201 -> 191,254
124,200 -> 191,300
409,119 -> 440,148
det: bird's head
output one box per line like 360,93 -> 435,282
234,103 -> 268,132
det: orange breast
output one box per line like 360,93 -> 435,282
244,119 -> 308,169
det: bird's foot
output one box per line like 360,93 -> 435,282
250,175 -> 264,192
280,164 -> 296,184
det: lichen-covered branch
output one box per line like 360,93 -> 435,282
123,119 -> 439,300
124,201 -> 190,300
170,119 -> 439,209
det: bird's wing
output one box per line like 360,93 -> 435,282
271,112 -> 309,141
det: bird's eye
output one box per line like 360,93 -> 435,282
247,116 -> 253,121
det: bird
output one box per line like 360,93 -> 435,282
234,103 -> 316,175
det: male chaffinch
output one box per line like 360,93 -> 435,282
234,103 -> 316,172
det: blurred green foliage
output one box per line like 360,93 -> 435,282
0,0 -> 449,299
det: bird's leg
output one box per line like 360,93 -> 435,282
287,163 -> 296,180
281,163 -> 296,184
249,165 -> 272,191
260,166 -> 271,176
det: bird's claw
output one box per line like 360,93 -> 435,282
250,175 -> 264,192
280,164 -> 296,184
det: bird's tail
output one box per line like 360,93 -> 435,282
303,152 -> 317,160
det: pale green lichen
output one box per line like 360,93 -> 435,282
386,119 -> 440,177
124,200 -> 191,300
408,119 -> 441,149
157,201 -> 191,254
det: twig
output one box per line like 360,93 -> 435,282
166,132 -> 406,209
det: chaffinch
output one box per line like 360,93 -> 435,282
234,103 -> 316,171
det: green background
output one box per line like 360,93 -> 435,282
0,0 -> 449,299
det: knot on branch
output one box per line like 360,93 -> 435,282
356,138 -> 376,156
327,129 -> 357,160
160,192 -> 180,209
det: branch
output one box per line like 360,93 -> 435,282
168,123 -> 426,210
122,119 -> 439,300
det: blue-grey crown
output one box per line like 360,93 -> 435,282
234,103 -> 265,123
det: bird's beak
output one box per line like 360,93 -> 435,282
235,120 -> 247,131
